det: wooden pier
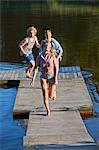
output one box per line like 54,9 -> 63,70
0,66 -> 95,148
0,66 -> 82,80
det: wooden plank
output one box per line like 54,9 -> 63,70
59,66 -> 81,73
24,111 -> 94,146
0,71 -> 7,80
58,73 -> 76,79
0,66 -> 82,80
68,73 -> 74,78
14,72 -> 19,80
74,72 -> 78,78
14,77 -> 93,112
65,73 -> 70,79
77,72 -> 83,78
10,70 -> 16,80
61,73 -> 66,79
58,73 -> 63,80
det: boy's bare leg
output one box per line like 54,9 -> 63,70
40,79 -> 51,117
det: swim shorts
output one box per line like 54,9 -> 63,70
22,53 -> 34,62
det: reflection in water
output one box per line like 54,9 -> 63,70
1,1 -> 99,84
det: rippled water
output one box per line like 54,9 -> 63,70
84,117 -> 99,144
1,1 -> 99,85
0,81 -> 25,150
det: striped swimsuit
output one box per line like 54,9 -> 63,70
37,53 -> 55,83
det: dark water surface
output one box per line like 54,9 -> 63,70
1,1 -> 99,85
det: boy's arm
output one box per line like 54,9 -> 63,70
52,38 -> 63,53
52,38 -> 63,60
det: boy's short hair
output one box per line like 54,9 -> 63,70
27,26 -> 37,35
44,29 -> 52,37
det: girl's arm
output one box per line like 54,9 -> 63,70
35,36 -> 40,48
53,55 -> 58,85
18,38 -> 28,56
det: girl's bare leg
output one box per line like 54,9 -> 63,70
48,58 -> 58,100
29,60 -> 35,75
49,83 -> 56,101
25,64 -> 31,73
40,79 -> 50,117
26,61 -> 35,79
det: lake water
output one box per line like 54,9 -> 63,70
1,1 -> 99,86
0,81 -> 25,150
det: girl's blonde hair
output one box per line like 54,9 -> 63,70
27,26 -> 37,35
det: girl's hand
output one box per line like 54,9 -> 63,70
25,53 -> 29,57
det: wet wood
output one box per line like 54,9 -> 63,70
79,108 -> 93,119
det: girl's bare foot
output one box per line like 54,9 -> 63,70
26,72 -> 32,79
47,110 -> 51,118
49,96 -> 56,101
30,78 -> 34,87
52,97 -> 56,101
